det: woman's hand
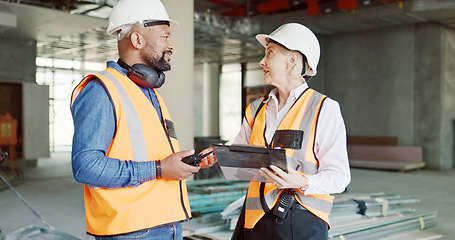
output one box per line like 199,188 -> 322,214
260,164 -> 308,190
198,147 -> 217,169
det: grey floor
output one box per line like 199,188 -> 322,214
0,152 -> 454,240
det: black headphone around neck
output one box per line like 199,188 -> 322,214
117,59 -> 165,88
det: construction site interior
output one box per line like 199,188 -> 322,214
1,0 -> 455,239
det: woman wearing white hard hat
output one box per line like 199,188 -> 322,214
232,23 -> 351,240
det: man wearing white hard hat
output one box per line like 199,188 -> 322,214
232,23 -> 351,239
70,0 -> 216,239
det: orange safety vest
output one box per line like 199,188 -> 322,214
243,88 -> 333,229
70,68 -> 191,236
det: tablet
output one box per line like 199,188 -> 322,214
213,145 -> 287,182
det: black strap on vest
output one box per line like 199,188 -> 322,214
231,195 -> 247,240
259,182 -> 269,213
253,95 -> 268,120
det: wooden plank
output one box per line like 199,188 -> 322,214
348,145 -> 425,171
348,145 -> 422,163
349,159 -> 425,171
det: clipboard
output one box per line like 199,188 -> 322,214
213,145 -> 287,182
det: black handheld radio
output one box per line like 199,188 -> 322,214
181,151 -> 213,166
272,165 -> 301,219
273,188 -> 295,219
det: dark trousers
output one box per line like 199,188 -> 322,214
243,204 -> 328,240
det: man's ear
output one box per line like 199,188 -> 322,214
130,32 -> 144,50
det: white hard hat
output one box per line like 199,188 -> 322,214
256,23 -> 320,76
106,0 -> 180,40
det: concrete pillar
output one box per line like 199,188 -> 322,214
325,26 -> 415,145
202,62 -> 220,136
0,38 -> 36,82
194,64 -> 204,137
414,23 -> 455,170
159,0 -> 194,150
324,23 -> 454,170
441,26 -> 455,169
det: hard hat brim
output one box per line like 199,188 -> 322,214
256,33 -> 292,52
168,20 -> 180,29
107,19 -> 180,37
256,34 -> 272,48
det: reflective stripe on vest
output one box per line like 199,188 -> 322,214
71,68 -> 191,236
244,88 -> 333,229
98,71 -> 148,162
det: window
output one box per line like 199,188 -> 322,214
219,63 -> 242,143
36,58 -> 104,152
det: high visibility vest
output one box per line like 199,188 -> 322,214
243,88 -> 333,229
70,68 -> 191,236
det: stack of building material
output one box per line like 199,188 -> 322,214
329,211 -> 438,239
330,192 -> 421,221
183,179 -> 248,238
220,191 -> 440,239
186,178 -> 248,215
328,193 -> 440,239
188,191 -> 246,214
185,179 -> 440,239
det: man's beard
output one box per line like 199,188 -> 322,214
145,49 -> 172,72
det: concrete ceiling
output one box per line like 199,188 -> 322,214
1,0 -> 455,64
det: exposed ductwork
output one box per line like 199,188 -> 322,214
1,0 -> 455,64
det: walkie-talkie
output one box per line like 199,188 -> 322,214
273,188 -> 295,219
181,151 -> 213,166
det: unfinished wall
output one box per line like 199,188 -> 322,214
324,23 -> 454,170
0,38 -> 36,82
411,23 -> 455,170
441,26 -> 455,169
324,26 -> 415,145
413,23 -> 443,170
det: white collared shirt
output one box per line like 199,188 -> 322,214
233,83 -> 351,195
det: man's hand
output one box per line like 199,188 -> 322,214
198,147 -> 218,169
161,150 -> 200,180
